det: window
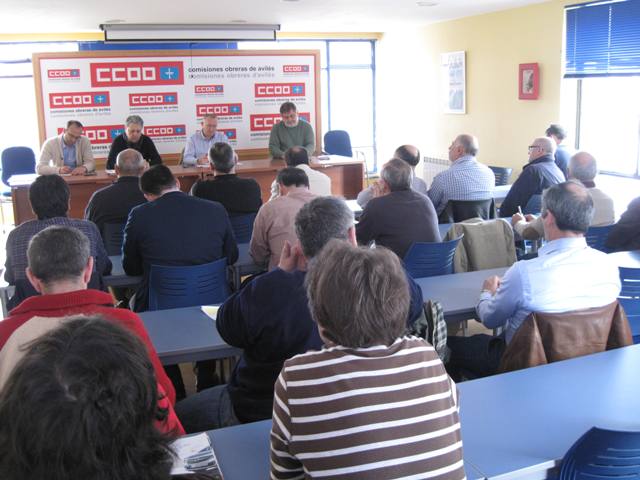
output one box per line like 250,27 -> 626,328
240,39 -> 377,172
0,42 -> 79,154
564,0 -> 640,177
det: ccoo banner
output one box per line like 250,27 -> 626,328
34,50 -> 321,160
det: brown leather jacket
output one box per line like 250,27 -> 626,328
499,301 -> 632,373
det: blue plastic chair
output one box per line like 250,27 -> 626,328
403,236 -> 463,278
148,258 -> 230,311
1,146 -> 36,197
586,225 -> 614,253
524,194 -> 542,215
102,222 -> 125,256
559,427 -> 640,480
323,130 -> 353,157
229,213 -> 257,243
619,267 -> 640,344
488,166 -> 512,186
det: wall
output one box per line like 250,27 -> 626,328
377,0 -> 573,176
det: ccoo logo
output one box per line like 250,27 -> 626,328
57,124 -> 123,144
250,112 -> 311,131
129,92 -> 178,106
255,83 -> 305,98
49,91 -> 110,108
90,61 -> 184,87
145,124 -> 187,137
196,103 -> 242,117
48,69 -> 80,79
220,129 -> 237,140
195,84 -> 224,94
283,65 -> 309,73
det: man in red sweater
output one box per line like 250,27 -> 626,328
0,225 -> 183,435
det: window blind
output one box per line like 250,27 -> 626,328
565,0 -> 640,77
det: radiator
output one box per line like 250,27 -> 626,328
422,156 -> 449,185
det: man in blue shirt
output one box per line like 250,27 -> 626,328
183,114 -> 229,166
448,180 -> 621,379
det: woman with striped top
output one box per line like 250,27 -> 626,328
270,240 -> 465,480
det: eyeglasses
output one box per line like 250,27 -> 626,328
528,145 -> 541,152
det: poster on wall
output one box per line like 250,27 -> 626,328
33,50 -> 321,161
441,51 -> 466,114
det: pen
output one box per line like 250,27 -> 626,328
517,206 -> 523,216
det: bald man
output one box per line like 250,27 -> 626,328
499,137 -> 564,217
427,134 -> 495,215
357,145 -> 428,208
511,151 -> 615,239
84,148 -> 147,236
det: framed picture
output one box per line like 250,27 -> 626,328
441,51 -> 466,114
519,63 -> 539,100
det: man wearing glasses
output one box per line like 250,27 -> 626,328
499,137 -> 564,217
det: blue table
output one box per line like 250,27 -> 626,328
138,306 -> 240,365
206,344 -> 640,480
415,267 -> 507,323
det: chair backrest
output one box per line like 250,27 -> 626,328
438,198 -> 496,224
403,236 -> 463,278
323,130 -> 353,157
488,166 -> 512,186
523,194 -> 542,215
102,222 -> 125,256
559,427 -> 640,480
619,267 -> 640,343
1,147 -> 36,186
229,213 -> 257,243
499,301 -> 632,373
148,258 -> 230,311
586,224 -> 614,253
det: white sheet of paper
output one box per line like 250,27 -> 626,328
201,305 -> 220,321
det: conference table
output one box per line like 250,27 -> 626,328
9,155 -> 364,225
207,344 -> 640,480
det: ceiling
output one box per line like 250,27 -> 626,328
2,0 -> 549,34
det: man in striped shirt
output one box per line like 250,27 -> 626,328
271,241 -> 465,480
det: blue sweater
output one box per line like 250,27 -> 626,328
216,267 -> 424,423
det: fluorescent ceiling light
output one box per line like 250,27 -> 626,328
100,23 -> 280,42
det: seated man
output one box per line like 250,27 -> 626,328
356,158 -> 440,258
175,196 -> 424,432
268,101 -> 315,159
5,175 -> 111,309
357,144 -> 427,207
250,167 -> 316,269
0,317 -> 184,480
512,151 -> 615,239
182,114 -> 229,167
606,196 -> 640,252
0,226 -> 182,434
191,142 -> 262,215
499,137 -> 565,217
84,148 -> 147,236
269,146 -> 331,200
428,134 -> 495,215
107,115 -> 162,169
546,123 -> 572,179
38,119 -> 95,175
448,181 -> 621,379
123,164 -> 238,313
270,240 -> 464,479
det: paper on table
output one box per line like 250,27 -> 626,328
170,432 -> 222,478
201,305 -> 220,321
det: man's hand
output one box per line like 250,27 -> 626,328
481,275 -> 501,295
278,240 -> 306,272
71,166 -> 87,175
525,214 -> 536,222
196,155 -> 209,166
59,166 -> 72,174
511,213 -> 525,226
